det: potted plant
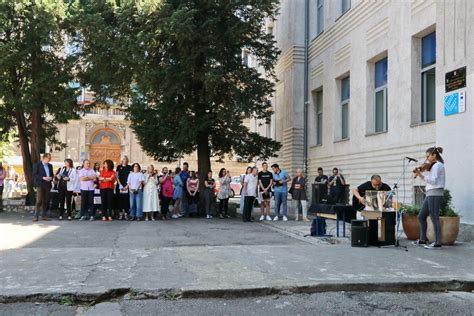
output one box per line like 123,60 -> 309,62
400,204 -> 420,240
427,189 -> 460,245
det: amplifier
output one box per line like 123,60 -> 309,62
351,220 -> 369,247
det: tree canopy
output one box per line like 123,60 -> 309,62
75,0 -> 281,180
0,0 -> 80,194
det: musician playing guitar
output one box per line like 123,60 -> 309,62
352,175 -> 391,212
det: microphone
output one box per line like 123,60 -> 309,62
405,157 -> 418,162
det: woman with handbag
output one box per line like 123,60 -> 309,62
290,168 -> 309,222
56,159 -> 77,220
159,167 -> 174,220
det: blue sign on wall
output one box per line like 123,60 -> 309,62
444,89 -> 466,116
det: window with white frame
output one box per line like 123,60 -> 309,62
315,90 -> 323,145
421,32 -> 436,122
374,58 -> 388,132
341,77 -> 350,139
341,0 -> 351,15
317,0 -> 324,35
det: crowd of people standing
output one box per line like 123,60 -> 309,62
31,154 -> 239,222
30,154 -> 315,223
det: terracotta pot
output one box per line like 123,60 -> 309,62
427,216 -> 460,245
402,213 -> 420,240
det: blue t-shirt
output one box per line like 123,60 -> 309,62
273,169 -> 289,193
179,170 -> 190,184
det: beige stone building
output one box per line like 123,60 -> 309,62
269,0 -> 473,223
50,104 -> 250,176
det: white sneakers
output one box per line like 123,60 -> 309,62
265,215 -> 272,221
171,214 -> 179,219
282,216 -> 288,222
206,215 -> 213,219
259,215 -> 265,221
273,216 -> 279,221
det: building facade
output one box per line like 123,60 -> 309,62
50,106 -> 250,176
270,0 -> 473,223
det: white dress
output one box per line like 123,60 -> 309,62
143,174 -> 160,213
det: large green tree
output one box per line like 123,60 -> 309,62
75,0 -> 281,186
0,1 -> 80,196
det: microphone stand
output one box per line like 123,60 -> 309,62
382,157 -> 416,249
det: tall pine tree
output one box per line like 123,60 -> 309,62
0,0 -> 80,197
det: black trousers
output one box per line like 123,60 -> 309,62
117,192 -> 130,213
58,187 -> 73,217
80,190 -> 94,218
243,196 -> 255,222
100,188 -> 114,217
161,197 -> 171,217
219,198 -> 229,215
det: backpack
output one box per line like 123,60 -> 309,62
310,216 -> 326,236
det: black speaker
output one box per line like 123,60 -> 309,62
351,220 -> 369,247
368,219 -> 379,246
312,183 -> 327,204
381,212 -> 396,246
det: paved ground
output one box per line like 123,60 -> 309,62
0,211 -> 473,314
1,292 -> 473,316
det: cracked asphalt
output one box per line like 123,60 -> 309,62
1,292 -> 473,316
1,212 -> 474,315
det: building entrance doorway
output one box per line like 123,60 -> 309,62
89,129 -> 122,164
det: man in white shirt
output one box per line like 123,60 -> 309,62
242,167 -> 258,222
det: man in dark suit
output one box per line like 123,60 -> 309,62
33,153 -> 54,221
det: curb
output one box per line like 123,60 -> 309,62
1,280 -> 473,305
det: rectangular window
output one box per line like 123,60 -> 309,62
315,90 -> 323,145
421,32 -> 436,122
341,77 -> 350,139
341,0 -> 351,15
317,0 -> 324,35
374,58 -> 388,132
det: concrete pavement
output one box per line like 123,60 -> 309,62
0,212 -> 473,305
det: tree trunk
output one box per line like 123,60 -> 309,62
197,132 -> 211,216
30,106 -> 43,163
14,111 -> 34,194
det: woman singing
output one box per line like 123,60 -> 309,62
413,147 -> 446,249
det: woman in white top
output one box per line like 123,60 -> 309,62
143,165 -> 159,221
56,159 -> 77,220
413,147 -> 446,249
126,163 -> 145,221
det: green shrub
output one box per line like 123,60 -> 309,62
400,204 -> 419,216
440,189 -> 458,217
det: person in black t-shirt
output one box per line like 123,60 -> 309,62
352,175 -> 391,211
258,162 -> 273,221
328,168 -> 345,203
314,167 -> 329,202
116,156 -> 133,220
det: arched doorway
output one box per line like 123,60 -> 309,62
89,128 -> 122,164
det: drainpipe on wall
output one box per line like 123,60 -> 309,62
303,0 -> 310,175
